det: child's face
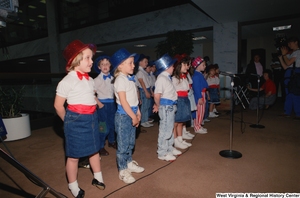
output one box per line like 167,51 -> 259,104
119,57 -> 135,75
181,63 -> 188,73
139,58 -> 148,68
150,66 -> 156,72
99,58 -> 111,74
210,68 -> 216,75
76,48 -> 93,73
145,66 -> 151,73
197,62 -> 206,72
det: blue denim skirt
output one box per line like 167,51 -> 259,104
64,109 -> 100,158
208,88 -> 220,104
175,97 -> 191,122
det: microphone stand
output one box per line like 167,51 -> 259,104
250,75 -> 265,129
219,73 -> 242,159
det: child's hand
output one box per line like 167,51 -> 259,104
146,91 -> 151,99
198,98 -> 204,105
132,116 -> 139,127
153,104 -> 159,113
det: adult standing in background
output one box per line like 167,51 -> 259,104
246,54 -> 265,98
278,36 -> 300,119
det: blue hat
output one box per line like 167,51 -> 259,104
93,55 -> 110,74
110,48 -> 136,73
134,54 -> 140,64
154,53 -> 177,75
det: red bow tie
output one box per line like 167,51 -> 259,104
76,71 -> 89,80
180,74 -> 187,79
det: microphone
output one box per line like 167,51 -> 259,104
219,71 -> 236,77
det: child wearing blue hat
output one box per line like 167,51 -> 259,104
93,55 -> 117,157
153,54 -> 181,162
111,48 -> 145,184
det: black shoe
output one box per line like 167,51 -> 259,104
108,142 -> 117,149
92,178 -> 105,190
99,148 -> 109,156
76,188 -> 85,198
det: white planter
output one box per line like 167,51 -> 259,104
3,113 -> 31,141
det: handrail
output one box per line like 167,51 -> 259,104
0,148 -> 67,198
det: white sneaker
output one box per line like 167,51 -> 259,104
127,160 -> 144,173
146,121 -> 154,126
204,118 -> 210,122
172,147 -> 182,156
182,131 -> 193,140
119,169 -> 136,184
186,131 -> 195,138
209,112 -> 219,118
148,118 -> 154,123
141,122 -> 151,127
174,138 -> 188,149
158,153 -> 176,162
195,127 -> 208,134
182,140 -> 192,147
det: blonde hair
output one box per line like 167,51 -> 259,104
67,52 -> 83,71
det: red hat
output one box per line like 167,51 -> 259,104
63,40 -> 97,71
191,56 -> 204,68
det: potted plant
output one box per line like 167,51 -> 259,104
0,86 -> 31,141
155,30 -> 194,57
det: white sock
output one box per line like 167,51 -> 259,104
68,180 -> 80,197
182,126 -> 187,133
177,136 -> 183,142
94,172 -> 104,183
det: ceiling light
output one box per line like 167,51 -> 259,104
37,58 -> 46,62
18,61 -> 26,64
96,50 -> 103,53
273,25 -> 291,31
28,5 -> 37,9
193,36 -> 207,40
134,44 -> 147,48
18,22 -> 24,25
38,15 -> 45,18
40,0 -> 46,3
29,19 -> 35,22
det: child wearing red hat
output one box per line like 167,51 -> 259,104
191,56 -> 209,134
54,40 -> 105,198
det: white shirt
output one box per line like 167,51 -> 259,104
56,71 -> 96,105
136,66 -> 151,88
172,76 -> 189,92
155,71 -> 177,101
114,72 -> 139,106
94,73 -> 114,100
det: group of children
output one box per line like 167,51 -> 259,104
54,40 -> 221,198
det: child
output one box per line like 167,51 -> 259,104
93,55 -> 117,157
153,53 -> 181,162
174,54 -> 195,140
191,56 -> 209,134
136,54 -> 153,128
54,40 -> 105,198
172,56 -> 192,149
206,65 -> 220,118
110,48 -> 144,184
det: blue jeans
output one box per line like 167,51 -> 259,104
97,102 -> 116,149
115,113 -> 136,170
140,89 -> 150,123
284,68 -> 300,116
157,105 -> 177,157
